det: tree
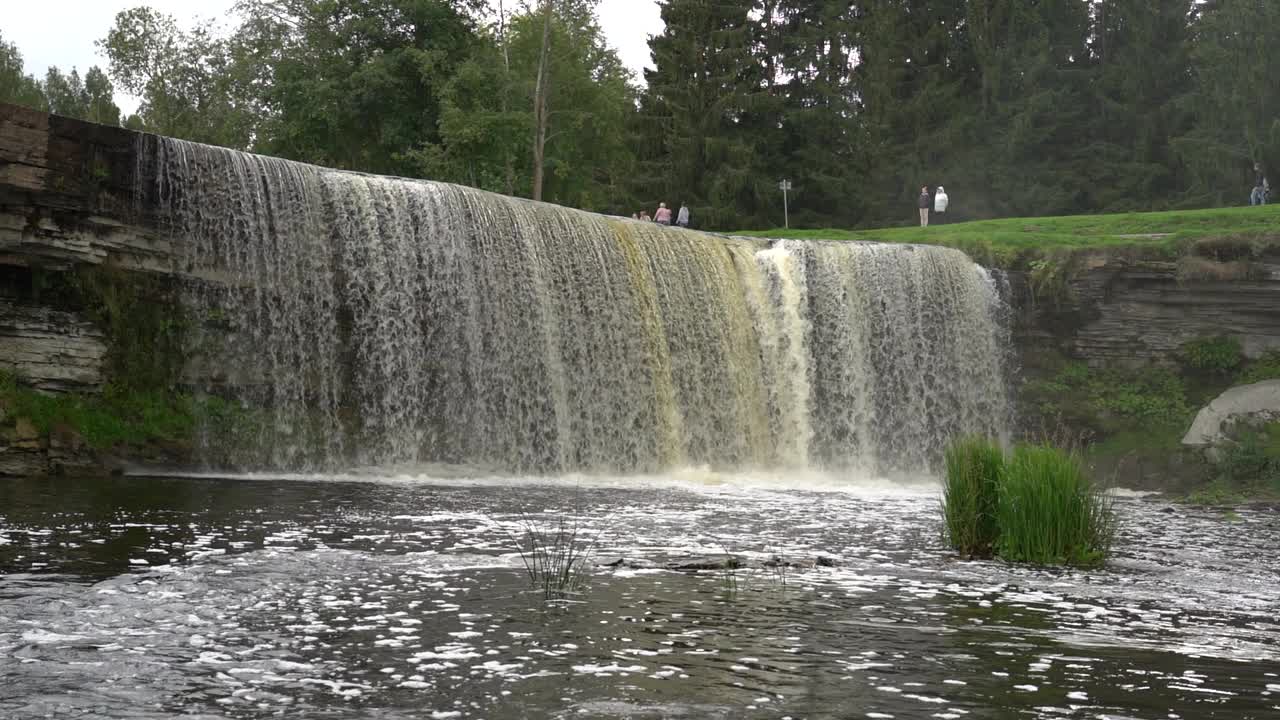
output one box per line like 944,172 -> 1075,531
640,0 -> 769,229
101,7 -> 252,146
854,0 -> 981,223
0,31 -> 48,111
1087,0 -> 1193,211
532,0 -> 555,201
411,0 -> 636,212
761,1 -> 865,227
230,0 -> 485,175
1174,0 -> 1280,206
42,66 -> 122,125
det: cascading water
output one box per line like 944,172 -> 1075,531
147,136 -> 1010,476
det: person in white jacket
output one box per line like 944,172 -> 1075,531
933,185 -> 949,224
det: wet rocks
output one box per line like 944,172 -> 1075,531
602,554 -> 841,572
13,416 -> 39,444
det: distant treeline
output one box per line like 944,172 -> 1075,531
2,1 -> 1278,231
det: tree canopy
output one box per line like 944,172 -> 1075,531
2,1 -> 1278,229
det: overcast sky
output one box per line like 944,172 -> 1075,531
2,0 -> 664,113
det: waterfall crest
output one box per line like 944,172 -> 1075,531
151,137 -> 1010,475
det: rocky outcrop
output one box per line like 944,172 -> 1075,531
0,297 -> 106,392
0,102 -> 170,273
1012,252 -> 1280,369
1183,380 -> 1280,446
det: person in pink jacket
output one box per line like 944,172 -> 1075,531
654,202 -> 673,225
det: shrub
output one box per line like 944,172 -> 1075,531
996,445 -> 1114,567
942,437 -> 1005,558
1238,352 -> 1280,385
1182,336 -> 1243,373
1091,368 -> 1190,427
1213,422 -> 1280,490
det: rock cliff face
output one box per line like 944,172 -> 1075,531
1012,252 -> 1280,369
3,102 -> 1280,478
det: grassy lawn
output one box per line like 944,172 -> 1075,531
733,204 -> 1280,264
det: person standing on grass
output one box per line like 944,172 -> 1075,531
1252,163 -> 1269,206
677,203 -> 690,228
918,186 -> 931,227
933,185 -> 949,224
655,202 -> 673,226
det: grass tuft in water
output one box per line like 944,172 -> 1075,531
996,445 -> 1114,567
508,513 -> 600,600
941,436 -> 1005,558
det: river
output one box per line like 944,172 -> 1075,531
1,472 -> 1277,719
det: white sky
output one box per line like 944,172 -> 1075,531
1,0 -> 663,113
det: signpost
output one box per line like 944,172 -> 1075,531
778,179 -> 792,229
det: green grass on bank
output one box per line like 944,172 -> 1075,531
734,204 -> 1280,265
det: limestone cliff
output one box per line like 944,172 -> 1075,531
1010,250 -> 1280,369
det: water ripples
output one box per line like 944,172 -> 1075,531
0,474 -> 1278,719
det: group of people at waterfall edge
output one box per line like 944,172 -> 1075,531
633,202 -> 691,228
918,185 -> 949,227
634,162 -> 1265,231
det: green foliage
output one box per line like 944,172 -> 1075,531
43,66 -> 122,126
1027,255 -> 1078,307
1,370 -> 189,449
100,7 -> 254,146
1024,361 -> 1191,435
1238,352 -> 1280,385
0,30 -> 49,111
996,445 -> 1114,567
1093,370 -> 1190,426
67,0 -> 1280,229
1216,422 -> 1280,484
74,267 -> 187,393
635,0 -> 772,228
1182,336 -> 1243,373
1,369 -> 256,454
1186,424 -> 1280,505
940,438 -> 1116,567
1185,480 -> 1250,506
411,0 -> 636,211
941,437 -> 1005,558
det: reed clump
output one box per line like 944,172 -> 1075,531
941,436 -> 1004,558
942,438 -> 1115,567
508,513 -> 599,600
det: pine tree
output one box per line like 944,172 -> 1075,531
1175,0 -> 1280,206
639,0 -> 770,229
1087,0 -> 1193,211
764,1 -> 865,227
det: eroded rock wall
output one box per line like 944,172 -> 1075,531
1014,253 -> 1280,368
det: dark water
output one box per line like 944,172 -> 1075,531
1,472 -> 1278,719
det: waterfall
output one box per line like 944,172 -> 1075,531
148,137 -> 1010,476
